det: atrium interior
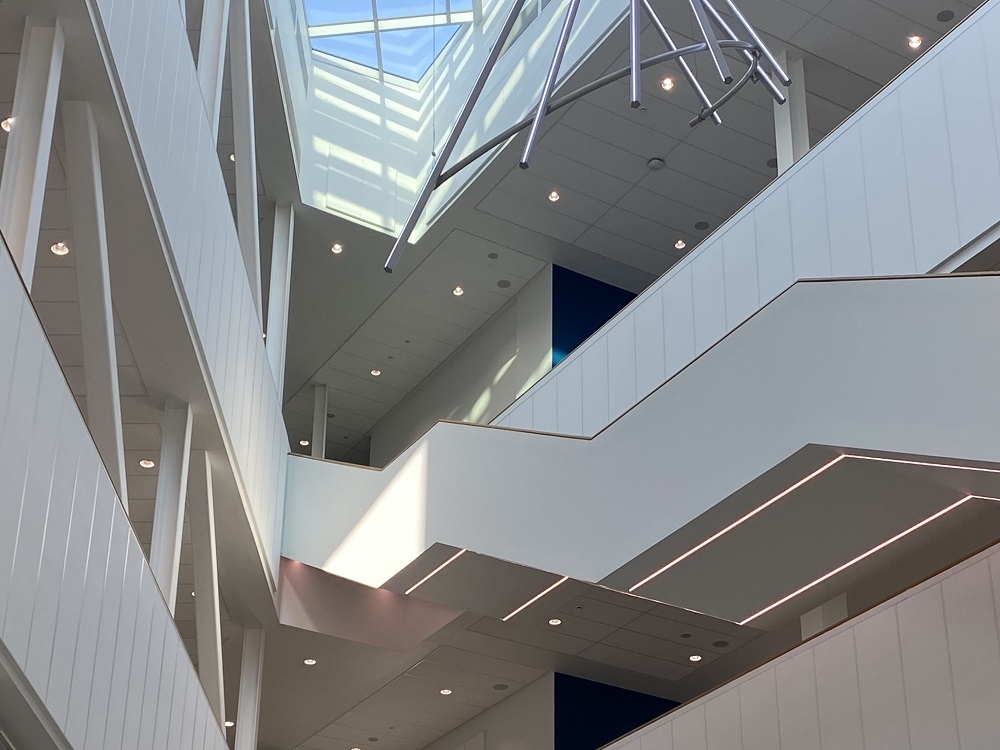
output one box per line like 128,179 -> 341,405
2,0 -> 1000,749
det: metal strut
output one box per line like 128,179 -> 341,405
384,0 -> 790,273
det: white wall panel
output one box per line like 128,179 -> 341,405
605,540 -> 1000,750
0,245 -> 227,750
941,561 -> 1000,748
581,336 -> 610,435
853,608 -> 910,749
93,0 -> 288,580
941,26 -> 1000,245
494,1 -> 1000,436
633,291 -> 665,401
556,357 -> 584,435
704,689 -> 741,750
722,216 -> 759,329
607,318 -> 637,422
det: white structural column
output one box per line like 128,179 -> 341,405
197,0 -> 232,140
266,203 -> 294,394
188,450 -> 226,726
229,0 -> 262,317
773,51 -> 809,175
0,18 -> 64,290
62,101 -> 129,509
234,628 -> 265,750
312,384 -> 328,459
148,402 -> 194,612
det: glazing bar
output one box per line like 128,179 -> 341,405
689,0 -> 732,83
717,0 -> 790,84
629,0 -> 642,107
702,0 -> 785,103
384,0 -> 529,272
641,0 -> 722,125
520,0 -> 582,168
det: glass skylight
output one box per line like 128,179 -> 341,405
306,0 -> 475,83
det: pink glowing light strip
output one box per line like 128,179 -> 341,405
502,576 -> 569,621
405,548 -> 467,595
738,495 -> 975,625
844,454 -> 1000,474
629,455 -> 848,592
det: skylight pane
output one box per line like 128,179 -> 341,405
379,23 -> 462,81
450,0 -> 474,10
312,32 -> 380,69
376,0 -> 447,20
305,0 -> 374,26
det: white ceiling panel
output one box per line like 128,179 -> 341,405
521,147 -> 635,205
576,227 -> 683,276
540,123 -> 652,183
475,189 -> 589,244
354,317 -> 458,362
791,16 -> 912,83
341,335 -> 443,379
593,206 -> 688,250
579,642 -> 693,680
561,100 -> 680,159
496,170 -> 613,226
434,230 -> 549,280
638,167 -> 750,219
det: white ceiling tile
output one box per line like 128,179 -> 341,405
577,226 -> 682,276
475,190 -> 589,244
495,168 -> 613,226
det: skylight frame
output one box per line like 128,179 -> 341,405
307,0 -> 479,86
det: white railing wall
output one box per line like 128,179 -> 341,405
91,0 -> 288,578
0,244 -> 228,750
605,539 -> 1000,750
494,0 -> 1000,435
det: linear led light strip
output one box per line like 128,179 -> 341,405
738,494 -> 989,625
630,453 -> 1000,593
629,455 -> 848,592
502,576 -> 569,622
405,548 -> 466,595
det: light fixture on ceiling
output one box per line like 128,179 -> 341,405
331,243 -> 344,254
502,575 -> 570,621
440,689 -> 453,696
739,494 -> 977,625
661,76 -> 674,91
228,153 -> 236,162
370,368 -> 381,377
299,439 -> 310,447
139,459 -> 156,469
548,618 -> 562,626
675,240 -> 686,250
303,658 -> 317,666
908,35 -> 923,48
647,157 -> 665,170
190,591 -> 196,597
548,190 -> 560,202
1,116 -> 13,133
689,655 -> 702,662
405,548 -> 467,595
452,285 -> 464,297
50,242 -> 69,256
224,721 -> 235,728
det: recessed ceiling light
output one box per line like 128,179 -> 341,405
190,591 -> 196,597
50,242 -> 69,256
370,368 -> 381,377
908,35 -> 923,48
224,721 -> 235,728
299,439 -> 310,447
331,243 -> 344,254
548,618 -> 562,626
303,658 -> 317,666
548,190 -> 560,202
139,459 -> 156,469
452,285 -> 464,296
351,747 -> 361,750
689,655 -> 702,662
1,116 -> 13,133
675,240 -> 686,250
440,688 -> 453,695
661,77 -> 674,91
647,157 -> 665,170
228,153 -> 236,162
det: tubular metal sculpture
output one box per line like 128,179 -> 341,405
384,0 -> 790,272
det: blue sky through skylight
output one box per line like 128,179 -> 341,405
306,0 -> 474,82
